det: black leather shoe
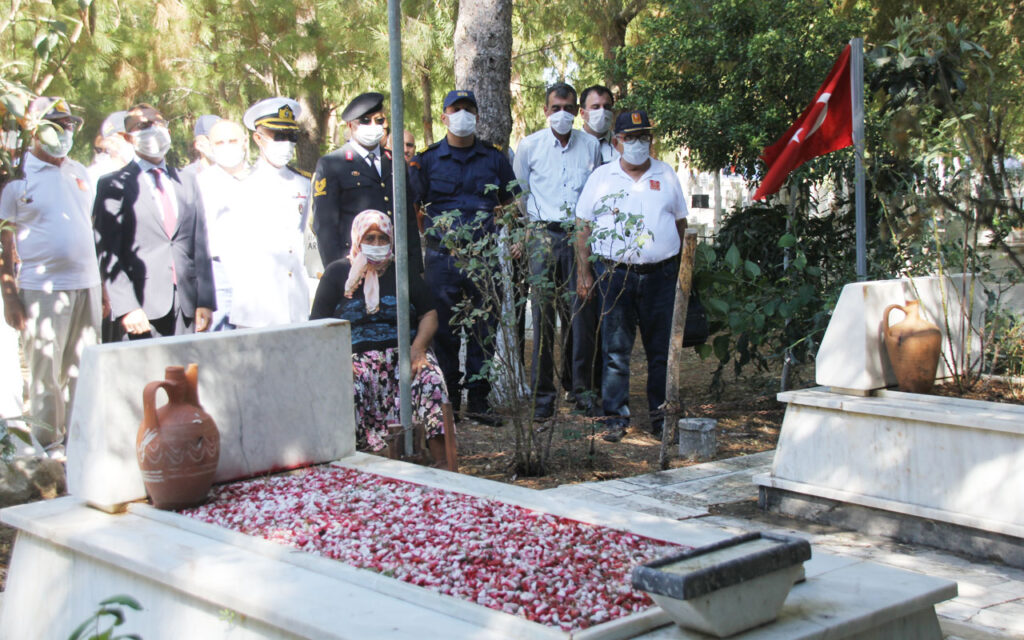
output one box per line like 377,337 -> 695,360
533,406 -> 554,421
467,403 -> 503,427
602,424 -> 627,443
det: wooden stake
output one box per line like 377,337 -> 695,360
660,229 -> 699,470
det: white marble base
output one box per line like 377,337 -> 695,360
815,276 -> 984,392
2,454 -> 955,639
756,387 -> 1024,537
65,320 -> 355,512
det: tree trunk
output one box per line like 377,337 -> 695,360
453,0 -> 512,149
420,70 -> 434,146
296,89 -> 329,173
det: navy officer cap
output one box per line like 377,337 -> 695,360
614,110 -> 653,135
443,89 -> 477,110
341,92 -> 384,123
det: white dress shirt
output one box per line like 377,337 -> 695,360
514,128 -> 601,222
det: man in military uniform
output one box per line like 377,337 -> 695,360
219,97 -> 310,328
311,92 -> 421,273
409,89 -> 518,425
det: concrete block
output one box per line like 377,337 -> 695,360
678,418 -> 717,460
65,320 -> 355,511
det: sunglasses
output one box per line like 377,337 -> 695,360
266,130 -> 299,142
358,115 -> 387,126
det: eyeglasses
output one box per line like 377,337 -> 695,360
268,130 -> 299,142
619,133 -> 652,143
358,115 -> 387,126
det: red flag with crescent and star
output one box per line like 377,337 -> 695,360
753,44 -> 853,201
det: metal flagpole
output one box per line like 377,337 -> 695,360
851,37 -> 867,281
388,0 -> 414,456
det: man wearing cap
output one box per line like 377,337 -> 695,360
513,82 -> 602,420
221,97 -> 310,328
579,85 -> 618,165
311,91 -> 422,274
575,110 -> 689,443
1,97 -> 104,448
93,103 -> 215,339
409,89 -> 518,425
87,110 -> 135,186
196,118 -> 251,330
179,114 -> 221,179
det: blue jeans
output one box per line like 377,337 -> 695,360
595,257 -> 678,431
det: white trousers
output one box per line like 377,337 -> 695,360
20,286 -> 102,446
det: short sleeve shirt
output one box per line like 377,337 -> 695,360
513,128 -> 600,222
0,153 -> 100,291
575,158 -> 688,264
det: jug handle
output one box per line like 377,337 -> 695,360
142,380 -> 177,431
882,303 -> 907,335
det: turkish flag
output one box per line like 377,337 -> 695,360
753,44 -> 853,201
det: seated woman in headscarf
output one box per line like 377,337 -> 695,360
310,209 -> 450,463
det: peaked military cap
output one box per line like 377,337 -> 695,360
341,92 -> 385,123
99,111 -> 127,138
243,97 -> 301,132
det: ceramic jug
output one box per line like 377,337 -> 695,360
136,363 -> 220,510
882,300 -> 942,394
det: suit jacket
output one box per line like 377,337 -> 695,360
311,142 -> 423,273
93,161 -> 216,321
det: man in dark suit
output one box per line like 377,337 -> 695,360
311,92 -> 422,273
94,103 -> 215,339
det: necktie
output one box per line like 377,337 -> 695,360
149,168 -> 177,283
366,151 -> 380,177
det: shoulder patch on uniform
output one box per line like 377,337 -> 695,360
288,166 -> 312,178
426,141 -> 442,151
481,140 -> 502,151
313,177 -> 327,197
345,149 -> 354,161
383,149 -> 392,160
408,160 -> 420,169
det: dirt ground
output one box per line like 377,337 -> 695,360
456,343 -> 787,490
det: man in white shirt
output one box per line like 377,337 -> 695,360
579,85 -> 618,165
197,119 -> 250,330
0,97 -> 104,448
514,82 -> 602,420
225,97 -> 311,328
87,110 -> 134,187
575,110 -> 689,443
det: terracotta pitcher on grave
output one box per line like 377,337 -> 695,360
882,300 -> 942,394
136,364 -> 220,510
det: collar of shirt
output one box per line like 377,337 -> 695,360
23,151 -> 59,175
607,156 -> 661,183
135,156 -> 168,174
436,137 -> 483,160
351,142 -> 381,161
545,127 -> 582,153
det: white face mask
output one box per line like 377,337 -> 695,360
41,127 -> 74,159
353,123 -> 385,149
213,144 -> 246,169
587,108 -> 614,135
548,110 -> 575,136
446,110 -> 477,137
360,242 -> 391,263
113,137 -> 136,163
621,139 -> 651,166
262,140 -> 296,167
133,125 -> 172,160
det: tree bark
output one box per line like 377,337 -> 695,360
453,0 -> 513,149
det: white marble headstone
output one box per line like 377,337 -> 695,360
66,319 -> 355,511
815,275 -> 984,392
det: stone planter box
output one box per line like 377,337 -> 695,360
632,532 -> 810,637
755,387 -> 1024,567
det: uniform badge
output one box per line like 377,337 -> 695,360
345,149 -> 353,161
631,112 -> 642,125
313,177 -> 327,196
351,170 -> 361,176
649,180 -> 660,191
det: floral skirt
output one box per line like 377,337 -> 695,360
352,347 -> 450,452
